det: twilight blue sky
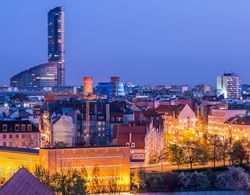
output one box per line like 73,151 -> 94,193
1,0 -> 250,86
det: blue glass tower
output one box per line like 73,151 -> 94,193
48,6 -> 65,86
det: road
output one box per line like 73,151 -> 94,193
131,161 -> 228,172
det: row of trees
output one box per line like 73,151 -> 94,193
131,166 -> 250,192
168,136 -> 249,169
34,166 -> 123,194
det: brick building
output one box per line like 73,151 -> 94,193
0,120 -> 40,148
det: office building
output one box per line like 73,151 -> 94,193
10,63 -> 59,90
217,73 -> 241,99
48,6 -> 65,86
97,77 -> 125,98
10,6 -> 65,90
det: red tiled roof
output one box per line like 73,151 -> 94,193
0,168 -> 55,195
115,125 -> 146,149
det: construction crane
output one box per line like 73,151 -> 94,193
84,94 -> 91,146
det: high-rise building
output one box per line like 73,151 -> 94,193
48,6 -> 65,86
217,72 -> 241,99
10,63 -> 59,90
10,6 -> 65,90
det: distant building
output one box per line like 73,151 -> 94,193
113,124 -> 146,162
217,72 -> 241,99
0,119 -> 40,148
155,104 -> 197,130
195,84 -> 213,95
53,115 -> 75,147
10,63 -> 59,90
97,77 -> 125,98
208,106 -> 246,136
10,6 -> 65,90
224,115 -> 250,141
48,6 -> 65,86
83,77 -> 93,95
241,84 -> 250,99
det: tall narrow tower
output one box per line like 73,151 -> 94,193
48,6 -> 65,86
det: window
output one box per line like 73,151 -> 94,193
131,143 -> 135,148
9,142 -> 12,147
2,124 -> 7,131
27,124 -> 32,131
3,142 -> 6,146
22,142 -> 26,146
2,134 -> 6,139
117,117 -> 122,122
16,134 -> 19,138
126,143 -> 130,146
15,124 -> 20,131
21,124 -> 26,131
21,134 -> 26,139
9,134 -> 12,139
28,134 -> 31,139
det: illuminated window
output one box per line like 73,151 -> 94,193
27,124 -> 32,131
9,142 -> 12,147
21,124 -> 26,131
2,124 -> 7,131
22,142 -> 26,146
21,134 -> 26,139
15,124 -> 20,131
28,134 -> 31,139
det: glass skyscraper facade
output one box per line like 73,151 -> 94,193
10,63 -> 59,90
10,6 -> 65,90
48,6 -> 65,86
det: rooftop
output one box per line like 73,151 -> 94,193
0,168 -> 55,195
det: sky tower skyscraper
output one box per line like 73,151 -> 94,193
48,6 -> 65,86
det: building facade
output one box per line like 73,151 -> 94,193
53,115 -> 75,147
10,63 -> 59,90
0,120 -> 40,148
10,6 -> 65,90
217,73 -> 241,99
0,146 -> 130,190
208,107 -> 246,136
113,124 -> 146,162
48,6 -> 65,86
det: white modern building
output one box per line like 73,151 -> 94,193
217,72 -> 241,99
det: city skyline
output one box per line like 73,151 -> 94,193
1,1 -> 250,86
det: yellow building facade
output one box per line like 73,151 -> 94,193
0,146 -> 131,191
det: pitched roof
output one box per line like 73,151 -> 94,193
114,125 -> 146,149
0,168 -> 55,195
155,104 -> 186,116
0,146 -> 39,155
